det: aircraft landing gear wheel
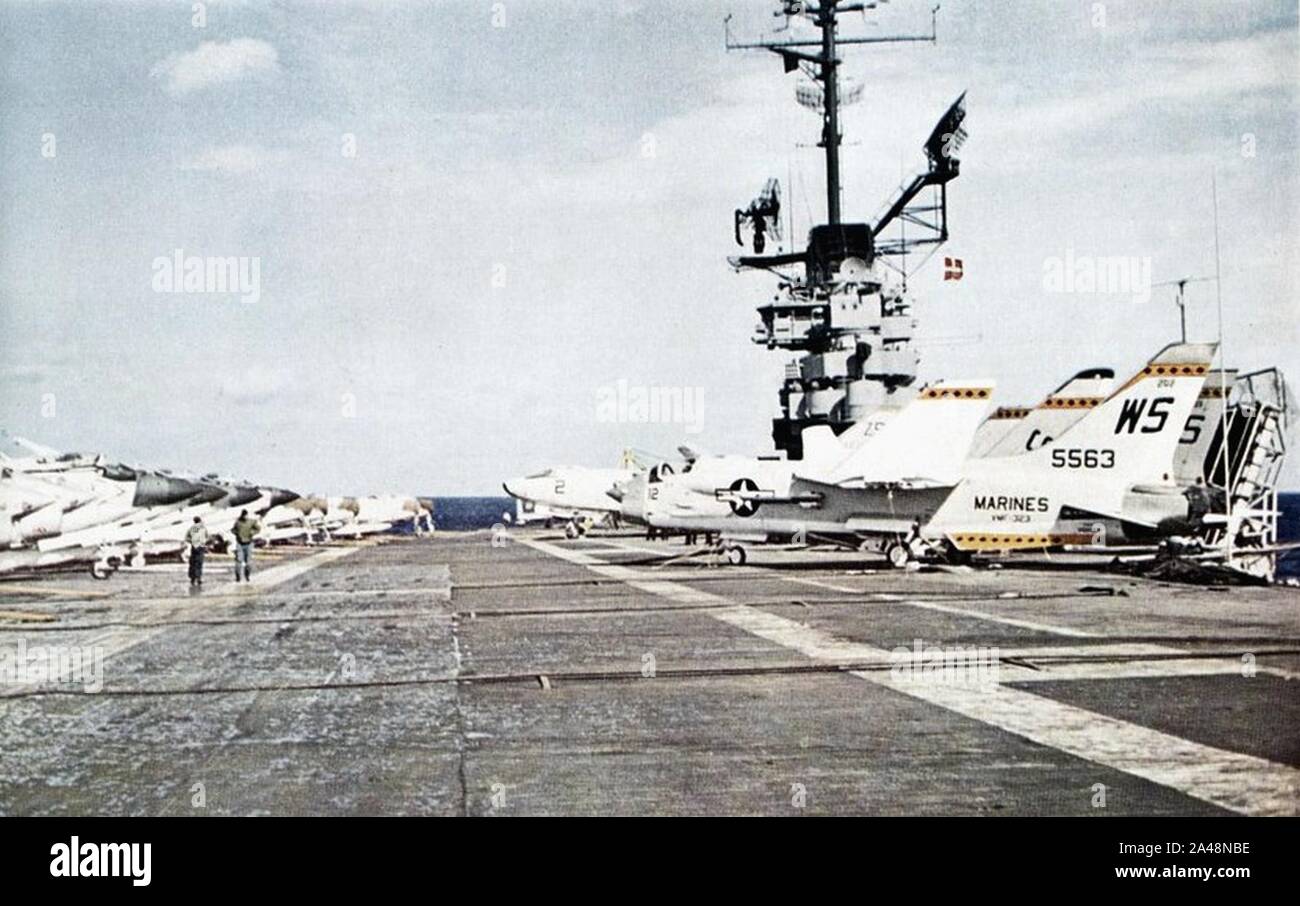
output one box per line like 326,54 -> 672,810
564,520 -> 580,540
724,544 -> 747,566
885,541 -> 911,569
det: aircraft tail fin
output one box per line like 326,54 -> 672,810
980,367 -> 1116,457
1173,368 -> 1236,486
824,380 -> 995,485
1025,342 -> 1217,480
799,425 -> 844,475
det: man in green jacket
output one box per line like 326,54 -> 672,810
231,510 -> 261,582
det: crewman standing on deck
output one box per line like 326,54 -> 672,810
185,516 -> 209,587
231,510 -> 261,582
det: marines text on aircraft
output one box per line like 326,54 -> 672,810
922,343 -> 1220,559
637,344 -> 1258,570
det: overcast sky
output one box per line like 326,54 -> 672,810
1,0 -> 1296,494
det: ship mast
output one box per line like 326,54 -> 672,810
726,2 -> 958,460
727,1 -> 939,228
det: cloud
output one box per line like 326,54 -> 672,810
977,27 -> 1296,156
0,364 -> 50,385
218,366 -> 296,406
151,38 -> 279,96
180,144 -> 289,175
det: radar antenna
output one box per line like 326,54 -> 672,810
727,1 -> 940,225
872,91 -> 966,265
735,178 -> 783,253
1152,276 -> 1215,343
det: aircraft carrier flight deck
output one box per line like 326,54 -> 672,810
2,530 -> 1296,817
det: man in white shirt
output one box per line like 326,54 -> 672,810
185,516 -> 209,587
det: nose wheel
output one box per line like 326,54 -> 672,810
714,542 -> 747,566
885,540 -> 912,569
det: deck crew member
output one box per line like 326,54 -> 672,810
185,516 -> 209,587
232,510 -> 261,582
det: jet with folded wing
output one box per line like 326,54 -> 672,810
638,344 -> 1219,567
638,380 -> 993,561
923,342 -> 1218,557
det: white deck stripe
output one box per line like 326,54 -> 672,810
594,538 -> 1102,638
784,576 -> 1101,637
573,540 -> 675,558
1006,659 -> 1246,682
874,593 -> 1101,638
783,576 -> 862,594
520,536 -> 1299,817
248,545 -> 360,587
566,538 -> 1292,678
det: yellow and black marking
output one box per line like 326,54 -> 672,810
948,531 -> 1099,551
921,387 -> 993,400
1112,362 -> 1211,395
989,406 -> 1030,420
1039,396 -> 1104,410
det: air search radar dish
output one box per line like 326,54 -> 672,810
796,77 -> 863,113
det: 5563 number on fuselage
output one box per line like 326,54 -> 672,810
1050,448 -> 1115,469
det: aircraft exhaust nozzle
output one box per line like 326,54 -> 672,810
132,472 -> 204,507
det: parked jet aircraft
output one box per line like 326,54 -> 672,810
636,380 -> 993,561
504,463 -> 638,536
0,436 -> 432,577
635,343 -> 1218,566
917,343 -> 1218,558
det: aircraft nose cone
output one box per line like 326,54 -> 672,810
132,472 -> 203,507
268,488 -> 300,507
224,485 -> 262,508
